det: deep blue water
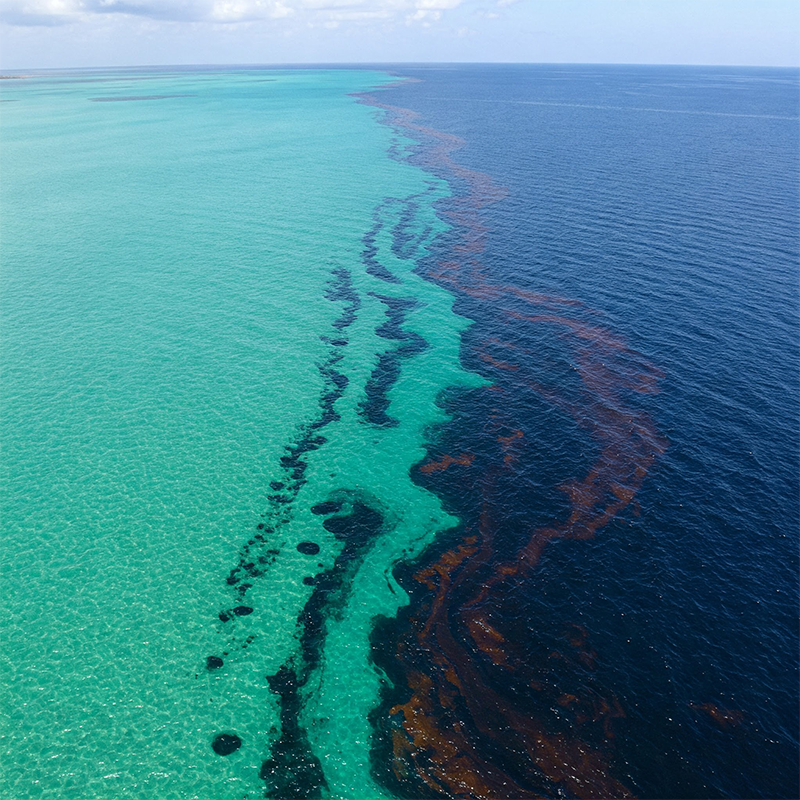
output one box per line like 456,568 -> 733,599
382,65 -> 799,799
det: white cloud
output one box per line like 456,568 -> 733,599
0,0 -> 477,25
0,0 -> 75,24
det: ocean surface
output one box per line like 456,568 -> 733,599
0,64 -> 797,799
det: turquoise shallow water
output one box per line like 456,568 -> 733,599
0,68 -> 483,799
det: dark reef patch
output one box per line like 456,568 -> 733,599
390,191 -> 435,262
311,500 -> 342,516
262,666 -> 327,799
263,498 -> 386,798
362,208 -> 402,284
212,733 -> 242,756
206,656 -> 224,670
218,266 -> 358,600
327,266 -> 360,331
360,294 -> 427,427
322,504 -> 384,550
206,264 -> 364,790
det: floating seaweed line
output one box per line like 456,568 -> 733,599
356,89 -> 668,799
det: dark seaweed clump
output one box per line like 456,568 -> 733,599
262,500 -> 385,799
212,732 -> 242,756
361,294 -> 427,427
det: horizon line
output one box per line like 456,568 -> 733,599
3,60 -> 800,74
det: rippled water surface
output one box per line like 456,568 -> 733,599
1,64 -> 798,799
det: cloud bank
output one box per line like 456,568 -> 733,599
0,0 -> 477,26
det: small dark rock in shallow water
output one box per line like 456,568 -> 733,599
311,501 -> 342,516
212,733 -> 242,756
206,656 -> 224,670
219,612 -> 231,623
297,541 -> 320,555
233,606 -> 254,616
302,576 -> 316,586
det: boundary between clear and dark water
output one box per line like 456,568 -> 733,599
354,81 -> 668,799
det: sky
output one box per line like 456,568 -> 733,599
0,0 -> 798,70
